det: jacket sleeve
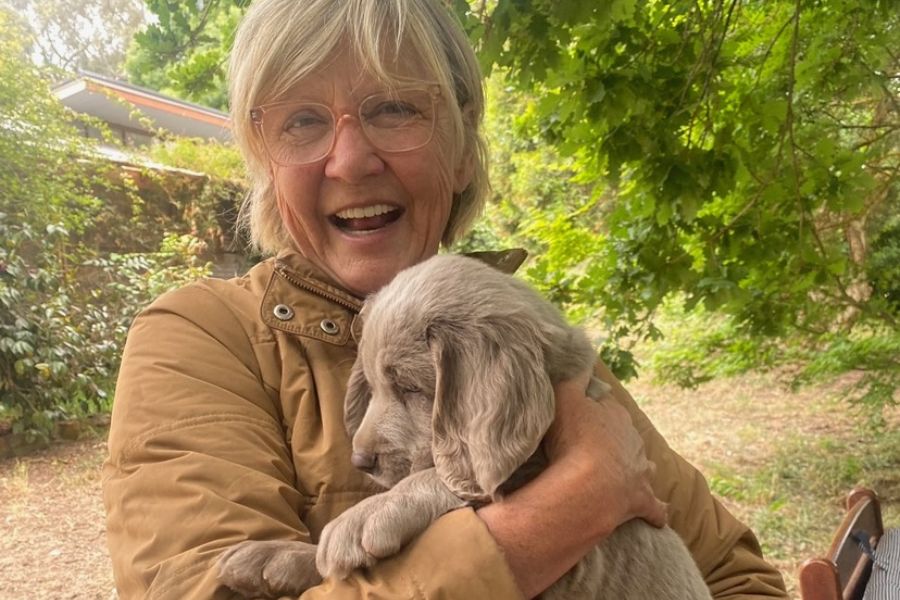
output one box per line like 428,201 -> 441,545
596,363 -> 789,599
103,283 -> 523,600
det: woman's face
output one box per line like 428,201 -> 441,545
266,51 -> 470,296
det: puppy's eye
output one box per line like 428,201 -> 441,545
394,382 -> 430,405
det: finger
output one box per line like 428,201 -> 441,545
645,498 -> 669,529
553,371 -> 594,407
571,368 -> 593,392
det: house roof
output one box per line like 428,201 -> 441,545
53,71 -> 231,142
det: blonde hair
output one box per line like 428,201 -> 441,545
228,0 -> 487,255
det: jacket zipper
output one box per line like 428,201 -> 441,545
275,265 -> 362,314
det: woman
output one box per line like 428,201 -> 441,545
103,0 -> 789,598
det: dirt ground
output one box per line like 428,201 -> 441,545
0,372 -> 895,599
0,438 -> 113,599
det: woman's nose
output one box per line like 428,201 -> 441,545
324,115 -> 384,182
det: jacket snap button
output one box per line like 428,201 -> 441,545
320,319 -> 339,335
273,304 -> 294,320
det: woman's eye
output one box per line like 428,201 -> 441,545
283,110 -> 329,134
382,101 -> 418,116
365,101 -> 421,126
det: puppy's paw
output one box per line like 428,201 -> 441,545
360,494 -> 430,559
316,500 -> 377,580
316,492 -> 432,579
218,539 -> 321,598
359,500 -> 409,560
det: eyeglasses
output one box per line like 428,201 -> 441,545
250,86 -> 441,166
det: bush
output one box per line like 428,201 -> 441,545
638,295 -> 780,388
0,214 -> 209,438
795,330 -> 900,427
0,10 -> 218,439
640,294 -> 899,427
868,213 -> 900,313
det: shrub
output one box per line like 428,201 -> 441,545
640,294 -> 899,427
0,213 -> 209,438
0,10 -> 218,439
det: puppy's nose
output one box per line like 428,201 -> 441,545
351,451 -> 377,473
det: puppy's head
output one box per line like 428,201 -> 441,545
344,256 -> 557,501
344,313 -> 438,490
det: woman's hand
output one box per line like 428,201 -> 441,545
476,369 -> 666,599
544,374 -> 667,529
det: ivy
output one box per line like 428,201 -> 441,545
0,10 -> 218,438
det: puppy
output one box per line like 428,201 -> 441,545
319,254 -> 712,598
220,254 -> 712,599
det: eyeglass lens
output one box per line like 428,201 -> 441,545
257,88 -> 436,166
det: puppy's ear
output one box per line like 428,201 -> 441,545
428,321 -> 556,502
343,358 -> 371,439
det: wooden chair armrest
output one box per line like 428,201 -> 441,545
799,488 -> 883,600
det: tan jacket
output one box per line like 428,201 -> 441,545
103,249 -> 788,599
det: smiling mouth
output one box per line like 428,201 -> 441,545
331,204 -> 403,232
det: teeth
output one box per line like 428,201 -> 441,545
335,204 -> 396,219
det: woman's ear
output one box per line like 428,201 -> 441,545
428,320 -> 556,502
343,359 -> 371,439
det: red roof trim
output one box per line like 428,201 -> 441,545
84,81 -> 231,129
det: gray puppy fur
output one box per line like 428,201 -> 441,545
323,254 -> 711,598
220,254 -> 712,599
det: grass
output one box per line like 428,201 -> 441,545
708,430 -> 900,562
631,371 -> 900,597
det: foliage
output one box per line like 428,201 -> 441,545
867,208 -> 900,312
639,295 -> 898,424
451,0 -> 899,409
128,1 -> 899,410
135,136 -> 249,256
0,216 -> 209,438
126,0 -> 249,110
3,0 -> 147,77
146,135 -> 246,181
794,330 -> 900,426
0,9 -> 102,233
636,294 -> 779,388
0,10 -> 213,438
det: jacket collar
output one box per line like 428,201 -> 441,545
260,248 -> 528,345
463,248 -> 528,275
273,249 -> 365,311
258,250 -> 362,345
